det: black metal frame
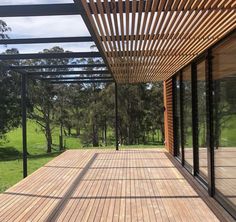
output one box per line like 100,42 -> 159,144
179,72 -> 185,166
40,76 -> 112,81
0,1 -> 179,18
21,72 -> 27,178
10,64 -> 107,70
27,70 -> 110,76
49,80 -> 113,84
205,50 -> 215,195
0,36 -> 93,45
0,52 -> 102,60
0,1 -> 121,179
191,63 -> 199,176
115,83 -> 119,151
8,65 -> 116,179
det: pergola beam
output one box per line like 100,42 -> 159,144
27,70 -> 110,76
0,2 -> 232,18
0,52 -> 101,60
40,76 -> 112,80
10,64 -> 107,69
49,80 -> 113,84
0,4 -> 80,17
0,36 -> 93,45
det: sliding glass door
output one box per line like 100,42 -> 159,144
172,31 -> 236,218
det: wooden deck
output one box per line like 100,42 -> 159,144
0,149 -> 230,222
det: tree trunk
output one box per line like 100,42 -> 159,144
76,127 -> 80,136
92,123 -> 99,147
45,123 -> 52,153
160,124 -> 165,144
104,119 -> 107,146
45,110 -> 52,153
152,130 -> 155,143
68,126 -> 71,136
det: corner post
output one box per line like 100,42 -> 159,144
21,73 -> 27,178
115,82 -> 119,150
206,50 -> 215,196
191,63 -> 199,176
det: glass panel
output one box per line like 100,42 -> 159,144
175,74 -> 182,158
212,34 -> 236,215
182,66 -> 193,170
197,61 -> 208,180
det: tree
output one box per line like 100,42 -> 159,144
0,47 -> 23,140
28,47 -> 69,153
0,65 -> 21,139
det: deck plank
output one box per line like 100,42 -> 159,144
0,149 -> 226,222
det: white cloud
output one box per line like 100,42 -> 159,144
2,15 -> 89,38
0,0 -> 95,53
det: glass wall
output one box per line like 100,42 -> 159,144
212,34 -> 236,215
196,61 -> 208,181
172,31 -> 236,219
182,66 -> 193,170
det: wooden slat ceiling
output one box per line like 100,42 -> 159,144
80,0 -> 236,83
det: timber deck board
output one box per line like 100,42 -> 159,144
0,149 -> 229,221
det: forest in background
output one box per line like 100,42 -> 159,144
0,19 -> 164,154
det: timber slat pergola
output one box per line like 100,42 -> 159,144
0,0 -> 235,178
77,0 -> 236,83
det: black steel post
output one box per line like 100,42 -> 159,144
59,122 -> 63,151
115,82 -> 119,151
179,72 -> 185,166
21,73 -> 27,178
191,63 -> 199,176
206,50 -> 215,196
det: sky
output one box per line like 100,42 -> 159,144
0,0 -> 96,53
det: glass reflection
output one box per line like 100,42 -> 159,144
197,61 -> 208,180
212,35 -> 236,215
182,66 -> 193,170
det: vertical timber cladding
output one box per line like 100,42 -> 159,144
164,79 -> 174,155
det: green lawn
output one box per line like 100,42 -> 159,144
0,121 -> 164,192
0,120 -> 85,192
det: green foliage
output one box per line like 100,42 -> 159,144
0,49 -> 22,139
28,47 -> 70,152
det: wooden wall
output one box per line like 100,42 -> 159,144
164,79 -> 174,155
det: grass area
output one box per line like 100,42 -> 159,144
0,153 -> 59,193
0,120 -> 164,192
0,120 -> 83,159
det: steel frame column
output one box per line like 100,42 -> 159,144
206,50 -> 215,196
191,63 -> 199,176
179,72 -> 185,166
115,82 -> 119,151
21,73 -> 28,178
